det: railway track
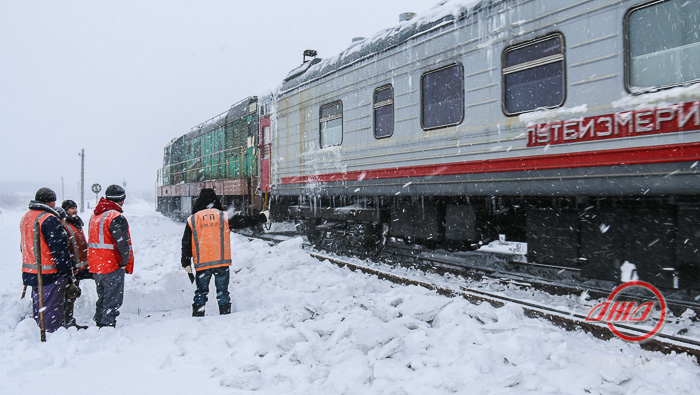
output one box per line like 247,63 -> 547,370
381,242 -> 700,319
309,250 -> 700,360
244,230 -> 700,360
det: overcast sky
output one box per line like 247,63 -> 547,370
0,0 -> 436,201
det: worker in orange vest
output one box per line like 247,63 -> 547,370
181,188 -> 267,316
87,185 -> 134,328
20,187 -> 77,333
60,199 -> 92,329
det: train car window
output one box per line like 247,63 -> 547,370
263,126 -> 271,146
503,34 -> 565,115
626,0 -> 700,92
421,64 -> 464,130
374,85 -> 394,138
320,101 -> 343,148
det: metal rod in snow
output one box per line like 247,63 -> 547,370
33,221 -> 46,342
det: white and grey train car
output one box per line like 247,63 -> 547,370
266,0 -> 700,288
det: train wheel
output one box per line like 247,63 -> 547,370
358,222 -> 388,259
304,220 -> 326,248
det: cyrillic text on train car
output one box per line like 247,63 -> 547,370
527,101 -> 700,147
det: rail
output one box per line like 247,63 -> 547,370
310,250 -> 700,360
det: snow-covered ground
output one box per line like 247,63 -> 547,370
1,200 -> 699,394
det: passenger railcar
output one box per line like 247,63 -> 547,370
160,0 -> 700,290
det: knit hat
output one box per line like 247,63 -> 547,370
199,188 -> 217,201
35,187 -> 57,203
192,188 -> 223,213
105,184 -> 126,202
62,199 -> 78,211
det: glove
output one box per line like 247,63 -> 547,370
55,207 -> 67,220
65,282 -> 81,299
184,265 -> 195,284
259,210 -> 270,223
181,257 -> 191,268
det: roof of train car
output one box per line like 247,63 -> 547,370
162,0 -> 490,147
186,96 -> 258,140
280,0 -> 490,94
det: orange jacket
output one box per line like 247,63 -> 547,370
187,208 -> 231,271
88,200 -> 134,274
64,221 -> 89,274
20,210 -> 59,275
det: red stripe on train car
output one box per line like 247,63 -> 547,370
281,142 -> 700,185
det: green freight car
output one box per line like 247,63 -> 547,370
157,96 -> 261,219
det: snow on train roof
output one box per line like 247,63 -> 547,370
185,96 -> 258,140
279,0 -> 484,94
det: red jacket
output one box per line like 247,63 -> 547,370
88,198 -> 134,274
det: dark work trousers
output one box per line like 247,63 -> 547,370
62,279 -> 81,327
93,269 -> 125,327
194,266 -> 231,306
32,276 -> 68,333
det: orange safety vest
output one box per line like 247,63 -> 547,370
187,208 -> 231,271
20,210 -> 59,274
87,210 -> 134,274
64,221 -> 89,273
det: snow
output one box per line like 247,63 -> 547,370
1,199 -> 700,394
620,261 -> 640,283
398,0 -> 481,32
478,238 -> 527,255
615,83 -> 700,109
519,105 -> 589,125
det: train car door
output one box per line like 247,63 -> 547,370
259,115 -> 271,191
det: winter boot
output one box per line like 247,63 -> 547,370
192,304 -> 205,317
63,318 -> 88,330
219,304 -> 231,315
62,293 -> 77,328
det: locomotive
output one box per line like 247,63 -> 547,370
157,0 -> 700,290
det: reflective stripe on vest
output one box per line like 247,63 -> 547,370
21,211 -> 59,273
219,211 -> 226,264
191,214 -> 201,264
88,209 -> 115,250
189,210 -> 231,270
21,262 -> 58,271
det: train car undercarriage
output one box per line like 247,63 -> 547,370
280,194 -> 700,291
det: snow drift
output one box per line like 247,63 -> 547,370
0,200 -> 698,394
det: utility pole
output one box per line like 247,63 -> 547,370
79,149 -> 85,213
